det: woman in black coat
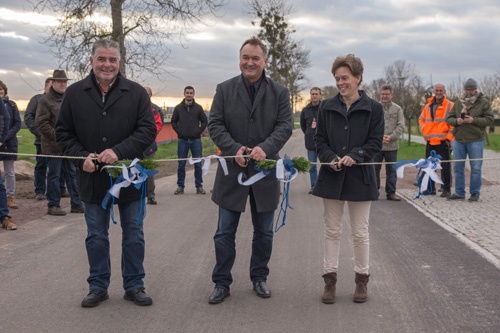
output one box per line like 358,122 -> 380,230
0,80 -> 21,209
313,55 -> 384,304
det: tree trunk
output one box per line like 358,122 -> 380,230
110,0 -> 126,77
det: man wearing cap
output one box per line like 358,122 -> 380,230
35,70 -> 84,216
446,78 -> 494,202
418,83 -> 454,197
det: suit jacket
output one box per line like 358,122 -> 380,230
208,74 -> 293,212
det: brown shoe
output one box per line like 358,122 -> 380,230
353,273 -> 370,303
48,206 -> 67,216
7,196 -> 18,209
387,194 -> 401,201
440,190 -> 451,198
35,194 -> 46,201
322,272 -> 337,304
61,191 -> 70,198
1,217 -> 17,230
71,206 -> 85,213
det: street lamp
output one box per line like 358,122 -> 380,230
398,76 -> 408,144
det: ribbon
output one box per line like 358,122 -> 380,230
189,155 -> 229,176
393,150 -> 443,198
101,158 -> 158,224
274,157 -> 297,232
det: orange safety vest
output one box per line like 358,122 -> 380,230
419,97 -> 454,145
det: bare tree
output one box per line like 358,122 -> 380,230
30,0 -> 226,79
321,85 -> 339,99
247,0 -> 310,112
383,59 -> 427,144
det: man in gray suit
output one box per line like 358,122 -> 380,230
207,37 -> 293,304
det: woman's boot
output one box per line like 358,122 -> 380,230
353,273 -> 370,303
321,272 -> 337,304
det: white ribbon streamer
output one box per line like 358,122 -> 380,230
101,158 -> 147,198
189,155 -> 228,176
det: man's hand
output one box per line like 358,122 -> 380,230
249,146 -> 266,161
235,146 -> 249,167
83,153 -> 98,173
97,149 -> 118,165
383,135 -> 391,144
462,115 -> 474,124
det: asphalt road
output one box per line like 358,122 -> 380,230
1,130 -> 499,333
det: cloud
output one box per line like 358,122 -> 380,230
1,0 -> 500,107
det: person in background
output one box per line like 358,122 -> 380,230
374,84 -> 405,201
207,36 -> 293,304
0,80 -> 21,210
24,78 -> 69,201
300,87 -> 322,194
56,39 -> 156,308
143,86 -> 164,205
0,95 -> 16,230
446,78 -> 494,202
171,86 -> 208,195
313,54 -> 383,304
418,83 -> 454,197
35,70 -> 84,216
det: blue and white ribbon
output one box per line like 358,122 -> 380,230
101,158 -> 158,224
189,155 -> 229,176
393,150 -> 443,198
237,156 -> 298,232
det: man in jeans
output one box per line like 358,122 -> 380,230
300,87 -> 322,194
171,86 -> 208,195
374,85 -> 405,201
57,39 -> 157,307
446,78 -> 494,202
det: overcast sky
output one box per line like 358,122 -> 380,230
1,0 -> 499,109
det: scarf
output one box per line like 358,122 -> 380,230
460,91 -> 479,113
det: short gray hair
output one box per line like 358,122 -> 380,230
91,39 -> 120,59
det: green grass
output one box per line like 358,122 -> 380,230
17,129 -> 36,163
396,140 -> 426,161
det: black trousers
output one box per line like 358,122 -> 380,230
425,141 -> 452,191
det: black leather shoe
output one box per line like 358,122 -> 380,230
124,287 -> 153,306
208,287 -> 230,304
81,289 -> 109,308
253,281 -> 271,298
147,197 -> 157,205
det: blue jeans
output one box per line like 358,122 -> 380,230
177,138 -> 203,188
84,200 -> 146,291
212,190 -> 275,290
34,144 -> 66,195
46,157 -> 82,208
453,140 -> 484,197
0,174 -> 9,220
374,150 -> 398,196
307,149 -> 318,189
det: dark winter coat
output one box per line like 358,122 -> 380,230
208,74 -> 293,212
312,91 -> 384,201
35,87 -> 64,155
171,99 -> 207,139
0,97 -> 21,161
0,98 -> 8,141
56,72 -> 157,204
24,93 -> 43,144
300,102 -> 320,150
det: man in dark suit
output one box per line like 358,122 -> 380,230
207,36 -> 293,304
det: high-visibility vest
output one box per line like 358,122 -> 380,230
419,97 -> 454,145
